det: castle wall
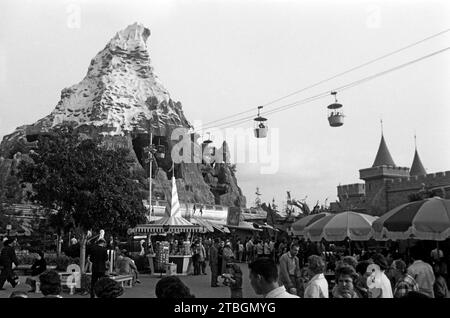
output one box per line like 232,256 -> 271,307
365,178 -> 390,216
335,183 -> 366,212
387,171 -> 450,192
336,196 -> 366,212
385,171 -> 450,210
337,183 -> 365,197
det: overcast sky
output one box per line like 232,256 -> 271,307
1,0 -> 449,209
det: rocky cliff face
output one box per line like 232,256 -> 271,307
0,23 -> 246,207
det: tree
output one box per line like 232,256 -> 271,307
4,175 -> 21,202
18,126 -> 146,272
408,185 -> 438,202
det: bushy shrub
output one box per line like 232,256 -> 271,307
45,255 -> 80,271
17,254 -> 38,265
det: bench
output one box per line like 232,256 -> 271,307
59,264 -> 82,294
16,264 -> 57,276
65,272 -> 134,292
60,272 -> 81,290
110,274 -> 133,288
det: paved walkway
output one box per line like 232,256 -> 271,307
0,262 -> 260,298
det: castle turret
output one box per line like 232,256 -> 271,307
410,135 -> 426,176
410,149 -> 426,176
337,126 -> 450,217
359,131 -> 410,216
360,133 -> 410,181
372,134 -> 395,167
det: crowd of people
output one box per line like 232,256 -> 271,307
190,234 -> 450,299
152,240 -> 449,299
1,233 -> 449,299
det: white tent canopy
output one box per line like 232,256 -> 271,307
134,173 -> 203,234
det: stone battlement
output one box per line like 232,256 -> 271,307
381,170 -> 450,213
337,183 -> 365,196
386,170 -> 450,184
359,165 -> 410,180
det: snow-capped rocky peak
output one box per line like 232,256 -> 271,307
109,22 -> 151,51
44,22 -> 188,136
0,23 -> 246,210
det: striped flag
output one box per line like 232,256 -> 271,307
170,174 -> 181,218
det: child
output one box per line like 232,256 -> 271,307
222,262 -> 243,298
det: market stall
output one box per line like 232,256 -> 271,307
303,211 -> 378,257
135,219 -> 203,275
134,171 -> 205,275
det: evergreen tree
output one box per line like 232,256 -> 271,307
18,126 -> 146,272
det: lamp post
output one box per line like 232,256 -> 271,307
6,224 -> 11,237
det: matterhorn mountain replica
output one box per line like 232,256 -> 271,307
0,23 -> 246,208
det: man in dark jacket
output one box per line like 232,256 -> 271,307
87,238 -> 109,298
209,239 -> 219,287
0,238 -> 19,290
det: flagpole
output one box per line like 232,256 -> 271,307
149,130 -> 153,218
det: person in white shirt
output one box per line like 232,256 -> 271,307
249,257 -> 299,298
304,255 -> 329,298
367,253 -> 393,298
408,245 -> 435,298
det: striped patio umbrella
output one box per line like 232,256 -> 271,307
291,212 -> 330,236
372,197 -> 450,241
305,211 -> 378,242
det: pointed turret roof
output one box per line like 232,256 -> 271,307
372,134 -> 396,167
410,137 -> 426,176
410,149 -> 426,176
